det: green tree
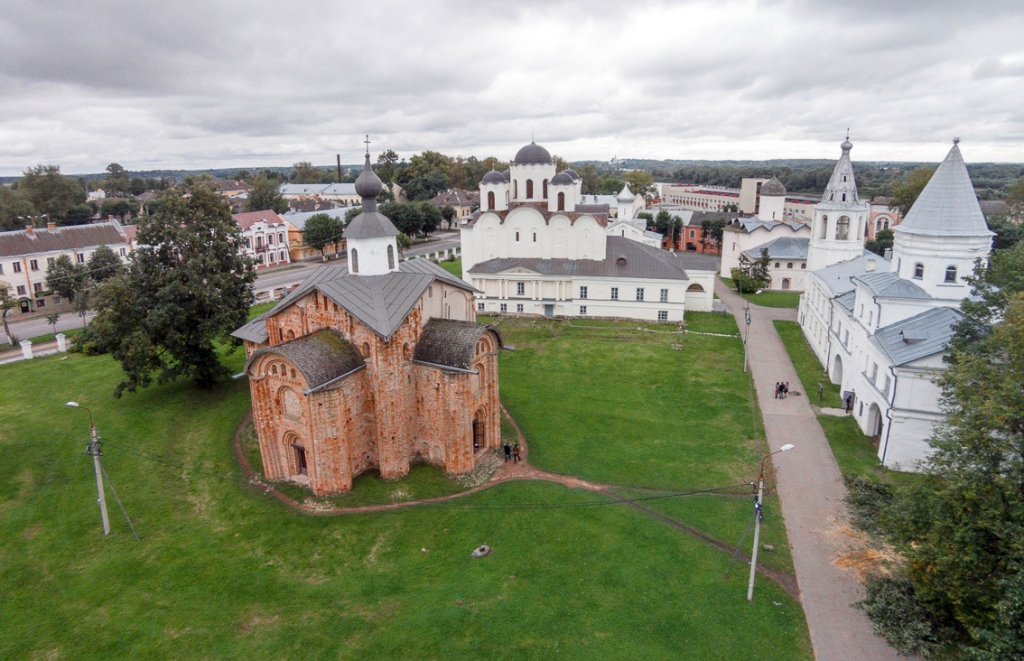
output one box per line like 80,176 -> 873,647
45,255 -> 88,301
380,201 -> 423,236
701,218 -> 727,250
87,181 -> 256,396
87,245 -> 123,283
889,167 -> 935,217
417,202 -> 442,235
404,150 -> 451,181
99,198 -> 139,221
290,161 -> 327,184
375,150 -> 401,184
731,247 -> 771,293
64,204 -> 95,226
654,210 -> 681,246
129,177 -> 148,196
0,281 -> 18,343
396,232 -> 412,256
246,175 -> 288,213
440,205 -> 456,227
623,170 -> 657,200
45,312 -> 61,335
553,156 -> 569,173
19,165 -> 86,221
865,228 -> 895,256
71,287 -> 92,328
403,172 -> 449,201
104,163 -> 130,197
0,185 -> 35,231
302,213 -> 343,259
344,207 -> 362,224
573,163 -> 601,195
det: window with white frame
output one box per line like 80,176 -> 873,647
610,287 -> 618,300
16,285 -> 26,295
579,286 -> 588,299
478,302 -> 485,311
77,253 -> 85,263
636,288 -> 644,301
500,303 -> 507,312
517,282 -> 525,296
579,306 -> 587,315
658,310 -> 668,321
516,303 -> 523,313
30,259 -> 38,271
13,262 -> 22,273
660,289 -> 668,303
33,283 -> 43,293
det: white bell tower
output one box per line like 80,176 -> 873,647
807,135 -> 870,271
342,136 -> 401,276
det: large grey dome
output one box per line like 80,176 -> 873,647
481,170 -> 505,185
513,141 -> 553,165
760,176 -> 787,197
551,171 -> 573,185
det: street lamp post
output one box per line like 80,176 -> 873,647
747,443 -> 794,602
743,306 -> 751,373
66,402 -> 110,535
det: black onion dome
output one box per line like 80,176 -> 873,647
513,141 -> 553,164
565,168 -> 580,181
481,170 -> 505,185
502,170 -> 510,181
551,171 -> 573,185
354,152 -> 383,205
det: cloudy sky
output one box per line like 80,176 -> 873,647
1,0 -> 1023,175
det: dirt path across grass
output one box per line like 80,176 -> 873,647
716,280 -> 910,661
232,404 -> 799,598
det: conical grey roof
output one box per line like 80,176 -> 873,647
819,137 -> 859,207
760,175 -> 786,197
895,142 -> 994,238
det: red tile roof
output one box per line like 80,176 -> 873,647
232,210 -> 289,231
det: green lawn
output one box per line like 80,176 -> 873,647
0,314 -> 810,660
719,277 -> 800,308
440,257 -> 462,278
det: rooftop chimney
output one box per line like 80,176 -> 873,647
47,221 -> 56,230
866,258 -> 876,272
25,224 -> 33,235
883,248 -> 892,261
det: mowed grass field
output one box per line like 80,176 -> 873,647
0,313 -> 811,660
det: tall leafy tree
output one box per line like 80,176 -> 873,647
45,255 -> 88,301
86,245 -> 123,283
302,213 -> 343,259
731,247 -> 770,293
104,163 -> 130,197
87,181 -> 256,396
19,165 -> 86,221
623,170 -> 657,200
865,228 -> 895,256
417,202 -> 442,235
0,281 -> 18,343
375,150 -> 400,184
0,185 -> 35,231
246,174 -> 289,213
290,161 -> 327,184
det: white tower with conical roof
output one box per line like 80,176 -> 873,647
757,176 -> 787,221
806,136 -> 870,271
343,139 -> 402,276
890,140 -> 994,301
617,183 -> 636,220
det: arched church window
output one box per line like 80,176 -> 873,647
543,179 -> 548,199
387,244 -> 395,270
487,191 -> 495,209
819,216 -> 828,239
514,180 -> 518,198
945,265 -> 957,283
515,231 -> 520,242
361,342 -> 371,358
558,192 -> 565,211
403,343 -> 410,360
526,180 -> 534,199
532,232 -> 537,242
351,248 -> 359,273
842,193 -> 847,202
836,216 -> 850,240
913,263 -> 924,279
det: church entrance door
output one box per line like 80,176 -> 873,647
472,416 -> 485,453
544,304 -> 553,317
292,443 -> 308,475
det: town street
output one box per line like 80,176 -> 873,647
2,232 -> 462,344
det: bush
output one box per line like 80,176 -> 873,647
844,474 -> 896,536
857,574 -> 946,658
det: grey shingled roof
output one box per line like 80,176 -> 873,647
836,290 -> 856,312
245,329 -> 365,390
869,307 -> 962,366
468,236 -> 688,281
343,211 -> 400,240
895,143 -> 994,239
0,221 -> 127,258
673,251 -> 721,272
811,251 -> 891,296
413,318 -> 503,371
852,271 -> 932,300
725,218 -> 808,234
231,259 -> 476,344
741,237 -> 809,261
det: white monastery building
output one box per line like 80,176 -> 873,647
799,138 -> 993,470
232,210 -> 295,269
460,142 -> 717,321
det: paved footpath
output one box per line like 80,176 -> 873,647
715,281 -> 909,661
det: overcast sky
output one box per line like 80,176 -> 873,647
1,0 -> 1023,175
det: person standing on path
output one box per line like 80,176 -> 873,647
512,444 -> 521,464
503,443 -> 512,462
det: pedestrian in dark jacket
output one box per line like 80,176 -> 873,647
504,443 -> 512,461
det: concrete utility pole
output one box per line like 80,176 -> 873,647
748,443 -> 794,601
67,402 -> 110,535
743,306 -> 751,373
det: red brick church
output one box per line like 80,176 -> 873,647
233,146 -> 502,495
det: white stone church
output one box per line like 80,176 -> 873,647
460,142 -> 718,321
799,138 -> 993,470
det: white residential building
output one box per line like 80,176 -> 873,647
232,210 -> 295,269
0,220 -> 131,316
279,183 -> 361,206
798,138 -> 993,470
460,142 -> 717,321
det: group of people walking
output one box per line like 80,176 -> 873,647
503,443 -> 521,464
775,382 -> 790,399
